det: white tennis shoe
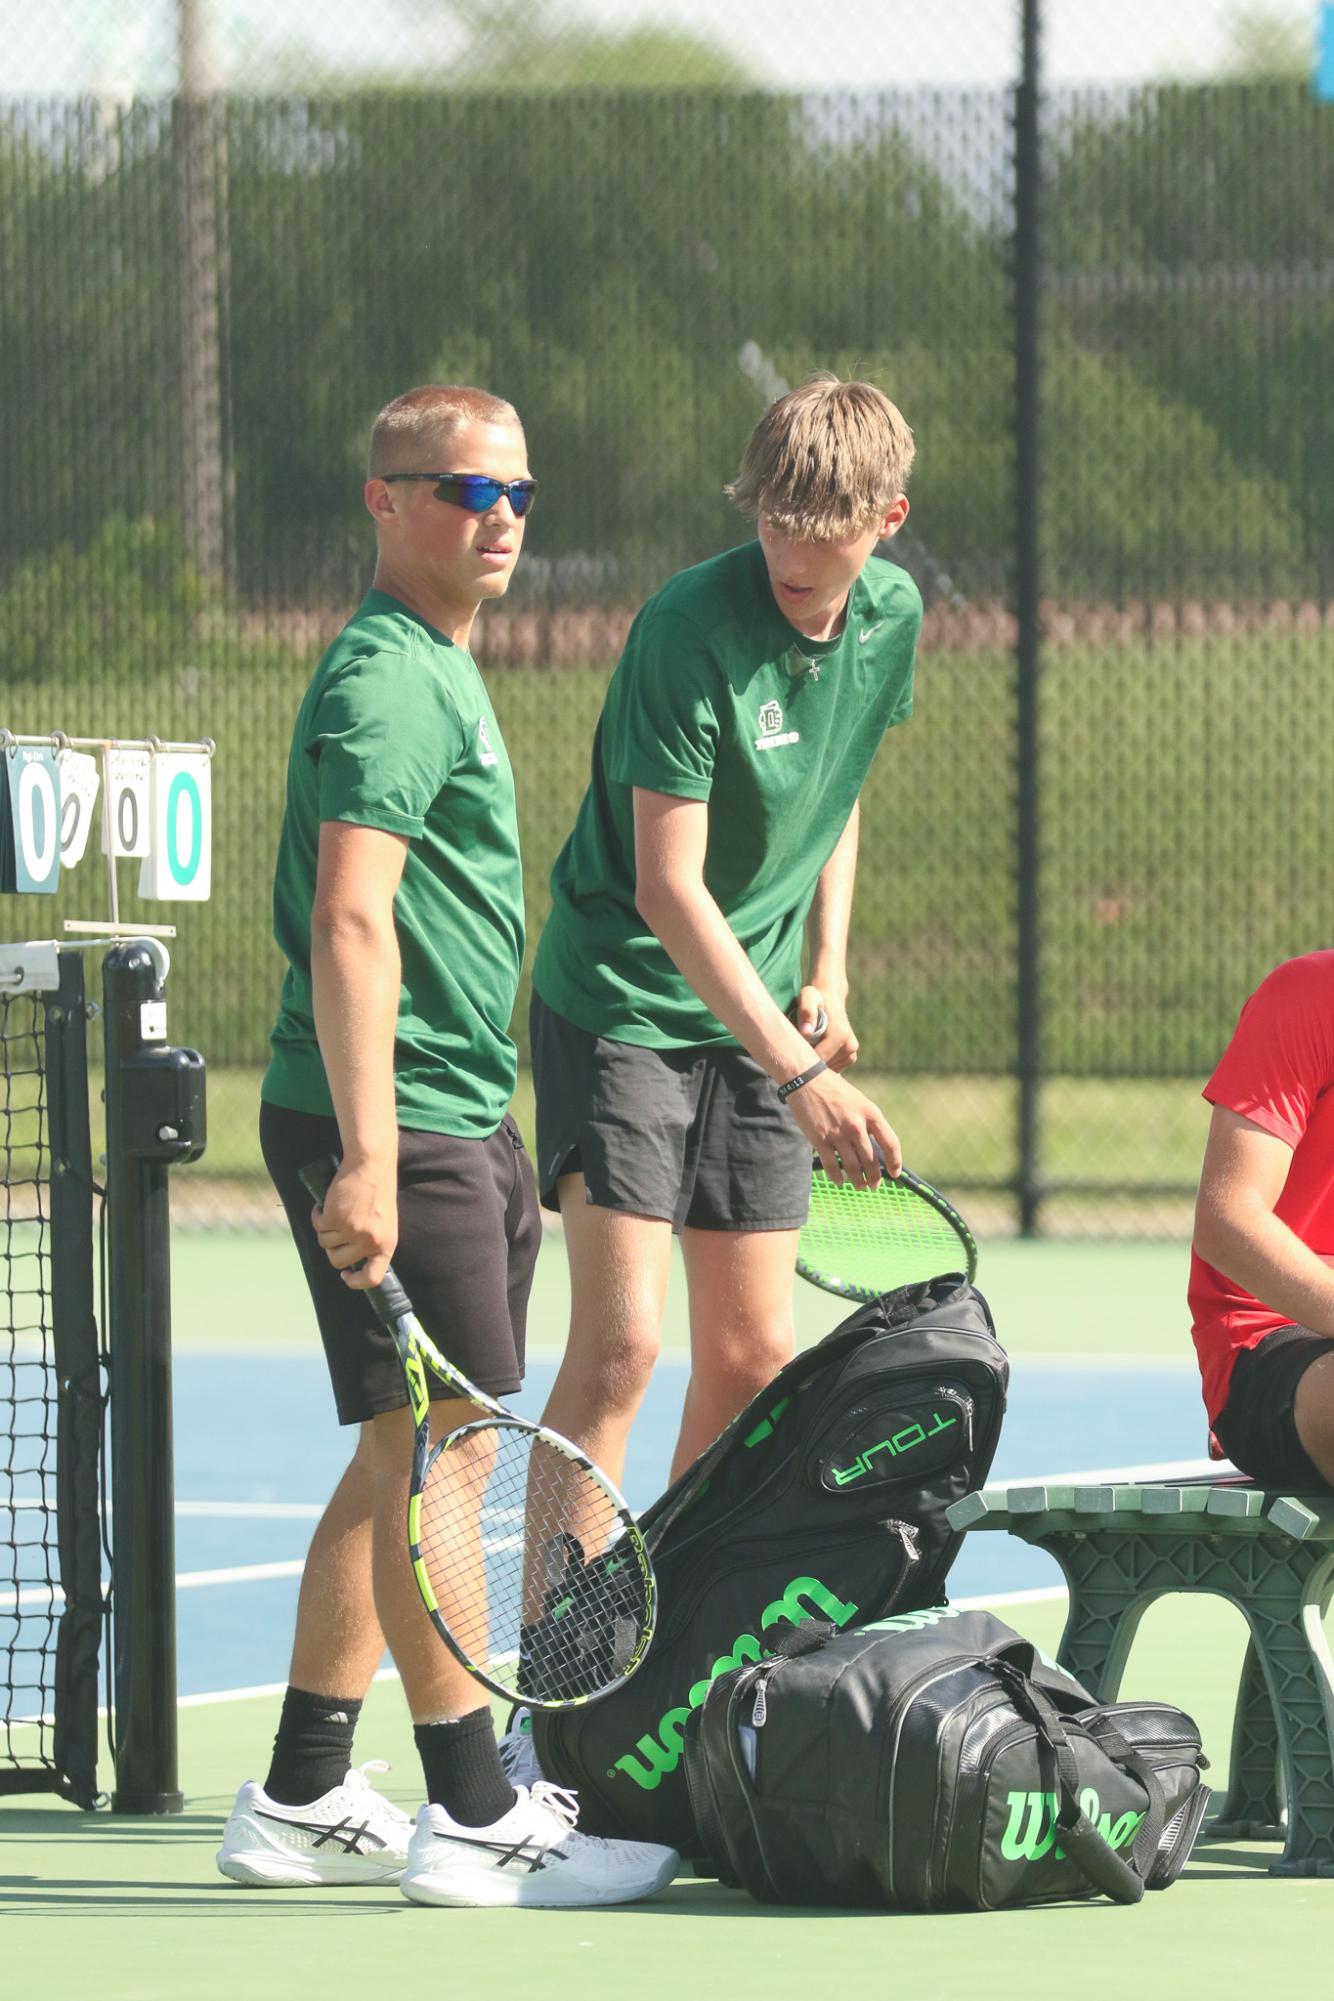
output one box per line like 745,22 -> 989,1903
497,1706 -> 546,1791
399,1782 -> 679,1908
216,1760 -> 413,1886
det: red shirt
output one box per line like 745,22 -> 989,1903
1190,952 -> 1334,1422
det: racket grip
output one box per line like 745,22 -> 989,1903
786,997 -> 830,1042
298,1153 -> 416,1329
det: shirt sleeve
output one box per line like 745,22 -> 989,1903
1204,958 -> 1334,1149
605,610 -> 720,801
309,651 -> 465,838
885,585 -> 922,727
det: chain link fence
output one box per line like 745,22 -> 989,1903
2,2 -> 1330,1232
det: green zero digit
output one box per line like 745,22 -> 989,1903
166,771 -> 203,886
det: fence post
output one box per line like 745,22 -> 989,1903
103,941 -> 206,1813
1014,0 -> 1043,1235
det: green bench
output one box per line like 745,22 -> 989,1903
946,1473 -> 1334,1876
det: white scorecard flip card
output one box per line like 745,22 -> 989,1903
56,748 -> 100,868
102,746 -> 152,859
139,751 -> 212,901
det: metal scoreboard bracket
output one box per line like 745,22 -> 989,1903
0,730 -> 215,938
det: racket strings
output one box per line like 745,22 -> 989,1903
416,1423 -> 650,1703
799,1172 -> 972,1296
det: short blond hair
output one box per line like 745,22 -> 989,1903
367,384 -> 523,478
726,374 -> 914,540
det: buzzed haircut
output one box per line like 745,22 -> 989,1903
367,384 -> 523,478
726,374 -> 915,541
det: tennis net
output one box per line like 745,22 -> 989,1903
0,944 -> 103,1806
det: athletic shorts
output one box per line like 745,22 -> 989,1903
529,991 -> 810,1233
259,1099 -> 540,1426
1212,1324 -> 1332,1491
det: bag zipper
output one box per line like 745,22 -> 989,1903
932,1385 -> 975,1451
748,1521 -> 921,1730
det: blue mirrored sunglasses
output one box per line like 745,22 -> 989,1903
382,472 -> 537,517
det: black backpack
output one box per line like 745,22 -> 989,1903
535,1274 -> 1008,1849
683,1608 -> 1211,1910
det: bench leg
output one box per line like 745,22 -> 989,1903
1207,1637 -> 1284,1840
1240,1581 -> 1334,1876
1034,1530 -> 1334,1875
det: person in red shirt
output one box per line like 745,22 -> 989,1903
1191,951 -> 1334,1488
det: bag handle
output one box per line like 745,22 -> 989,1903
988,1659 -> 1164,1906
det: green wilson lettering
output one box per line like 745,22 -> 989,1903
609,1576 -> 859,1792
830,1408 -> 957,1487
858,1604 -> 962,1636
1000,1788 -> 1147,1864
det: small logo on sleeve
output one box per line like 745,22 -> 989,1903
476,718 -> 498,767
755,701 -> 799,752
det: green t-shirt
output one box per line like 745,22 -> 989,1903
533,542 -> 920,1047
262,590 -> 525,1136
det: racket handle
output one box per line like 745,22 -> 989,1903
786,997 -> 830,1042
298,1153 -> 415,1330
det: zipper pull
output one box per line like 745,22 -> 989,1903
750,1660 -> 784,1728
934,1386 -> 975,1451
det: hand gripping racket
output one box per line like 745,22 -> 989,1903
783,999 -> 977,1299
299,1157 -> 656,1710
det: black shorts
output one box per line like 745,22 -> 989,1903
529,991 -> 810,1233
1212,1324 -> 1332,1491
260,1099 -> 540,1426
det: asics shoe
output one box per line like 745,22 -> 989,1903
216,1760 -> 412,1886
399,1782 -> 679,1909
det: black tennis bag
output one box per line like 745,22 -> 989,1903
534,1273 -> 1007,1849
682,1609 -> 1211,1910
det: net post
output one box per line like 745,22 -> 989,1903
47,950 -> 103,1809
103,941 -> 204,1815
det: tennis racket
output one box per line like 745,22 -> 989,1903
299,1157 -> 656,1711
797,1159 -> 978,1301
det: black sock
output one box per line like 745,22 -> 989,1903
415,1709 -> 517,1826
264,1686 -> 363,1806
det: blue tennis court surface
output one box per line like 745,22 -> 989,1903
168,1351 -> 1210,1698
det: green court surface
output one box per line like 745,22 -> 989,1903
12,1236 -> 1334,1990
7,1596 -> 1333,2000
169,1229 -> 1196,1364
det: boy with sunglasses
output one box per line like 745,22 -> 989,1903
520,375 -> 918,1648
218,384 -> 677,1909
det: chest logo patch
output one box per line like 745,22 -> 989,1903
755,701 -> 799,753
476,717 -> 498,768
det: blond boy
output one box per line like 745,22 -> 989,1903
528,375 -> 919,1506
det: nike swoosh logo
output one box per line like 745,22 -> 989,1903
858,624 -> 884,644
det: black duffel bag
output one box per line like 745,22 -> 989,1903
683,1608 -> 1211,1910
535,1273 -> 1007,1850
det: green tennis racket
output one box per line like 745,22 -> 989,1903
797,1158 -> 978,1301
300,1157 -> 656,1711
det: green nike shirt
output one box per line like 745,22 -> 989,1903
263,590 -> 525,1136
533,542 -> 920,1047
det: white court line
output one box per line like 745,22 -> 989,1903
161,1457 -> 1233,1525
171,1586 -> 1075,1711
1,1459 -> 1234,1612
981,1455 -> 1231,1489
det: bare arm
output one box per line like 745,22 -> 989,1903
308,820 -> 408,1288
1193,1104 -> 1334,1336
799,801 -> 860,1071
632,788 -> 901,1186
